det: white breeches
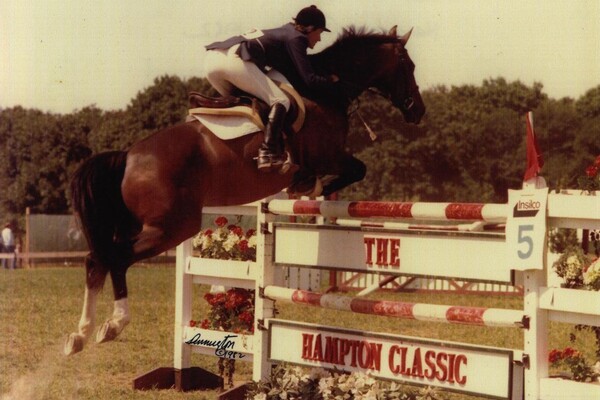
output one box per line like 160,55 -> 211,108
204,45 -> 291,111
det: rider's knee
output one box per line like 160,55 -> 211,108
272,97 -> 291,111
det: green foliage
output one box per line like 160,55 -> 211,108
0,75 -> 211,216
548,228 -> 579,254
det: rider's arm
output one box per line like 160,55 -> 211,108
285,36 -> 335,90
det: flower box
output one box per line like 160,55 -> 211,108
186,257 -> 257,289
547,190 -> 600,230
540,377 -> 600,399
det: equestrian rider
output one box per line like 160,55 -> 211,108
204,5 -> 339,172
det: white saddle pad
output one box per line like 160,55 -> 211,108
187,114 -> 262,140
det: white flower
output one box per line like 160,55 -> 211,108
253,394 -> 267,400
308,367 -> 330,381
583,259 -> 600,287
248,235 -> 257,249
223,232 -> 239,252
318,376 -> 335,395
191,233 -> 202,248
212,227 -> 226,241
592,361 -> 600,375
565,255 -> 583,280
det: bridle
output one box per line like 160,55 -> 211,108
344,41 -> 418,139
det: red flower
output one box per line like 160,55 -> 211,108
246,229 -> 256,237
230,226 -> 244,237
201,319 -> 210,329
189,320 -> 197,327
204,292 -> 226,306
238,311 -> 254,327
224,289 -> 249,310
203,229 -> 213,237
562,347 -> 578,358
585,165 -> 598,178
239,240 -> 249,252
215,216 -> 228,227
549,349 -> 562,363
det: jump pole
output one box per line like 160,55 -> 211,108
267,199 -> 508,222
263,286 -> 525,328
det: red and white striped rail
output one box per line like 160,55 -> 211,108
334,219 -> 506,232
263,286 -> 524,328
267,199 -> 508,222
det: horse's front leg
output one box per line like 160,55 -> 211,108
96,268 -> 131,344
321,155 -> 366,196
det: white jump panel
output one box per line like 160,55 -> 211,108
274,224 -> 511,283
268,319 -> 516,399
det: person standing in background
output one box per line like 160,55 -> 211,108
2,222 -> 16,269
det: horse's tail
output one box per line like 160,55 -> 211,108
71,151 -> 131,270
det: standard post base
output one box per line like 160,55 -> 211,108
132,367 -> 223,392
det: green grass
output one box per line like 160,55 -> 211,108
0,265 -> 595,399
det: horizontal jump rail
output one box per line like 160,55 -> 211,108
334,219 -> 506,232
267,199 -> 508,222
263,286 -> 525,328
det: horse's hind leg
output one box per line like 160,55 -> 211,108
64,255 -> 108,355
95,267 -> 131,344
95,222 -> 196,344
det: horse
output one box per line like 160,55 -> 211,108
64,25 -> 425,355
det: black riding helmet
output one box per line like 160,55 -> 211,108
294,5 -> 331,32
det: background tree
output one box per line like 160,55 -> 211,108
0,78 -> 597,217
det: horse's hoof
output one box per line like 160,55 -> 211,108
279,161 -> 300,175
288,176 -> 323,197
306,177 -> 323,198
64,333 -> 84,356
96,321 -> 118,344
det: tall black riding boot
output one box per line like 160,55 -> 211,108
257,103 -> 287,172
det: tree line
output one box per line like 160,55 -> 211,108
1,75 -> 598,221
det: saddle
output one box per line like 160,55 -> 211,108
189,86 -> 317,196
188,83 -> 306,134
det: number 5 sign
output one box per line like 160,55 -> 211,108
506,187 -> 548,270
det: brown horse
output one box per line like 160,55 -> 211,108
64,26 -> 425,355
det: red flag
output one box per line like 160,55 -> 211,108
523,111 -> 544,181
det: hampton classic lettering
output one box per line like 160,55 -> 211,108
364,237 -> 400,269
185,333 -> 245,359
301,333 -> 467,384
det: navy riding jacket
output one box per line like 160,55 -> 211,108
206,23 -> 335,96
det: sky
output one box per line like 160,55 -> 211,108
1,0 -> 599,114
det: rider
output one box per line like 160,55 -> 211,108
204,5 -> 339,172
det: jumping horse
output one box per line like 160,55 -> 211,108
64,26 -> 425,355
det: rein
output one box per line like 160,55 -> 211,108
344,81 -> 391,142
347,95 -> 378,141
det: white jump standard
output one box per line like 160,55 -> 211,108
136,188 -> 600,400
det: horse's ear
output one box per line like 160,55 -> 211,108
388,25 -> 398,37
399,27 -> 414,45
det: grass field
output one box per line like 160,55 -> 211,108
0,264 -> 594,400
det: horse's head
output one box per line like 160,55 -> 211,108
370,26 -> 425,124
319,26 -> 425,124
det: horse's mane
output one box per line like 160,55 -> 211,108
332,25 -> 399,49
307,26 -> 402,106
